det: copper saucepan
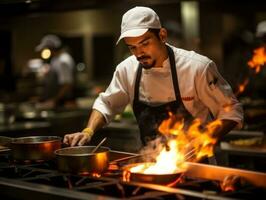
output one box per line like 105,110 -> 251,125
0,136 -> 62,160
54,146 -> 110,174
122,162 -> 185,185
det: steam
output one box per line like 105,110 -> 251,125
138,136 -> 166,162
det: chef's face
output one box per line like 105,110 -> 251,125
124,28 -> 167,69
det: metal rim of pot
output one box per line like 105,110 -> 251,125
11,136 -> 61,143
122,162 -> 185,185
54,146 -> 110,174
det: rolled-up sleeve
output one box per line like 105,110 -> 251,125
92,65 -> 130,124
197,61 -> 244,128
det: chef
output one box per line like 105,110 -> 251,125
64,6 -> 243,148
34,34 -> 75,109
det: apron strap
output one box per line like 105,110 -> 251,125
134,62 -> 142,102
166,45 -> 183,105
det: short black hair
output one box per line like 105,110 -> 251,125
148,28 -> 160,39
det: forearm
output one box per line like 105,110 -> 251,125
85,109 -> 107,133
213,119 -> 237,141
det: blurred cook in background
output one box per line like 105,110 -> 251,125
33,34 -> 75,109
255,20 -> 266,45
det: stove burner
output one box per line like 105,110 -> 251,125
0,150 -> 265,200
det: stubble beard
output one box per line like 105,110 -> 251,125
141,61 -> 156,69
138,57 -> 156,69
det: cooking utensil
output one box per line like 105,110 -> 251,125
109,152 -> 155,164
110,154 -> 143,164
123,162 -> 185,185
91,137 -> 107,153
10,136 -> 61,160
55,146 -> 110,174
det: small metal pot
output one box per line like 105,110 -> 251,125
10,136 -> 62,161
0,136 -> 13,156
54,146 -> 110,174
123,162 -> 185,185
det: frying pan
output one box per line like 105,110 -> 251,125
122,162 -> 185,185
54,146 -> 110,174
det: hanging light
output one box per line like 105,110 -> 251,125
41,48 -> 51,60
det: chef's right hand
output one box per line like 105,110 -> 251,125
63,132 -> 92,146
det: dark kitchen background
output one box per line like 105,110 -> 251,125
0,0 -> 266,172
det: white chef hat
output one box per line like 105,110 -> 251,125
35,34 -> 62,52
116,6 -> 161,45
256,20 -> 266,38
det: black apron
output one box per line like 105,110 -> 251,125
42,68 -> 59,101
41,61 -> 74,105
132,45 -> 194,145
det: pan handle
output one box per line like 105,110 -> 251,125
109,154 -> 142,164
110,148 -> 162,164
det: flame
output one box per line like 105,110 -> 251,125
235,78 -> 249,96
128,113 -> 222,175
158,115 -> 221,161
235,46 -> 266,95
247,46 -> 266,74
220,175 -> 242,192
129,140 -> 185,174
92,173 -> 101,178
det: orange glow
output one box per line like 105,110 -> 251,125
92,173 -> 101,178
166,175 -> 183,187
223,104 -> 232,113
247,46 -> 266,74
79,172 -> 90,176
222,185 -> 235,192
123,169 -> 131,182
126,113 -> 222,176
79,172 -> 101,178
43,142 -> 53,150
220,175 -> 241,192
235,78 -> 249,96
108,164 -> 119,170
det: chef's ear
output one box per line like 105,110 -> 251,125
159,28 -> 167,43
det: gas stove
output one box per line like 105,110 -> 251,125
0,150 -> 265,200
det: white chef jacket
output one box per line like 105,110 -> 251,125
50,52 -> 74,85
42,51 -> 75,101
93,45 -> 243,128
